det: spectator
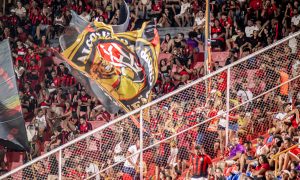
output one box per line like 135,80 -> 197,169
186,145 -> 212,179
245,19 -> 259,38
237,82 -> 254,108
193,11 -> 205,35
291,9 -> 300,27
174,0 -> 190,27
79,116 -> 92,134
226,137 -> 245,163
122,139 -> 140,179
32,109 -> 47,139
14,1 -> 26,19
85,158 -> 100,180
46,126 -> 63,152
157,8 -> 172,27
214,167 -> 226,180
160,34 -> 171,53
211,19 -> 226,51
245,155 -> 270,179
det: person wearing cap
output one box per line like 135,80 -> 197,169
186,145 -> 212,180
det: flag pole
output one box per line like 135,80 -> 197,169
204,0 -> 211,99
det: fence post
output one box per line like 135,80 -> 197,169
139,110 -> 143,179
58,149 -> 62,180
225,67 -> 231,148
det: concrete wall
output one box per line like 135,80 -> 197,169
157,27 -> 193,40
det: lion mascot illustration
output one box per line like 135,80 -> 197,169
90,48 -> 145,101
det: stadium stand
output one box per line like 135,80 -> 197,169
1,0 -> 300,179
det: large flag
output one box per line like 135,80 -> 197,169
0,40 -> 29,151
58,5 -> 160,114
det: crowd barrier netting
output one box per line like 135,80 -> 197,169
1,31 -> 300,180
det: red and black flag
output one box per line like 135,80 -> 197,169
57,3 -> 160,114
0,40 -> 29,151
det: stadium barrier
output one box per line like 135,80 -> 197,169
1,31 -> 300,180
271,144 -> 300,176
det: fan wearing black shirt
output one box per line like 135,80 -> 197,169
234,28 -> 251,57
225,49 -> 238,66
247,30 -> 262,52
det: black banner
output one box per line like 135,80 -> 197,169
0,40 -> 29,151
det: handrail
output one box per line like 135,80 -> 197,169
271,144 -> 299,160
271,143 -> 299,176
1,30 -> 300,180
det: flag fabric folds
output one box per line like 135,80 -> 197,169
0,40 -> 29,151
59,11 -> 160,113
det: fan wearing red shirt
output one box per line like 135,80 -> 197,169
61,72 -> 76,87
72,1 -> 84,15
250,155 -> 270,178
177,119 -> 192,172
25,47 -> 41,67
154,124 -> 171,179
16,27 -> 28,43
27,60 -> 40,84
8,11 -> 20,27
211,19 -> 226,50
249,0 -> 263,11
13,41 -> 27,63
206,100 -> 218,132
151,0 -> 162,16
187,145 -> 212,179
220,13 -> 233,39
79,116 -> 92,134
66,164 -> 86,179
49,71 -> 61,89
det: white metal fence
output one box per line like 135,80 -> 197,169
1,31 -> 300,180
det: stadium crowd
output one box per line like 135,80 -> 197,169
0,0 -> 300,179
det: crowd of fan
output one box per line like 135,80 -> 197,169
0,0 -> 300,179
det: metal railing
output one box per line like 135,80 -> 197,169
1,31 -> 300,180
271,144 -> 300,176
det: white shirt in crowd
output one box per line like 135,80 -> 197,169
237,89 -> 253,103
289,32 -> 298,54
14,7 -> 26,17
26,124 -> 37,142
244,25 -> 259,37
217,110 -> 226,127
35,115 -> 47,129
85,163 -> 100,180
274,112 -> 287,120
123,145 -> 139,169
114,141 -> 126,163
292,60 -> 300,78
179,2 -> 190,15
291,15 -> 300,26
256,144 -> 268,156
14,66 -> 25,79
167,147 -> 178,167
195,17 -> 205,26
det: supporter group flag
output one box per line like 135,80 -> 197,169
57,1 -> 160,114
0,40 -> 29,151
